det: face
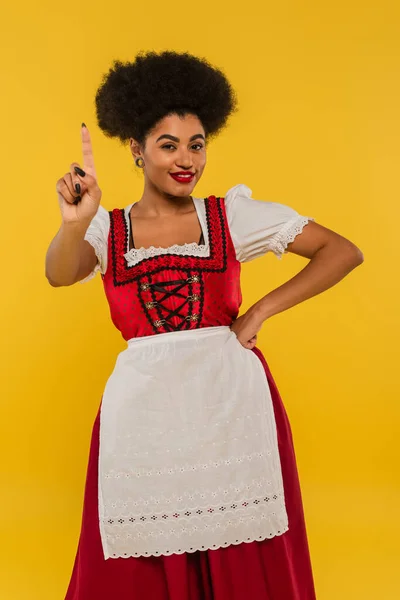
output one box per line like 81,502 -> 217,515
129,113 -> 207,198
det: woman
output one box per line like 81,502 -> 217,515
46,50 -> 363,599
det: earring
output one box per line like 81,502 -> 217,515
135,156 -> 145,168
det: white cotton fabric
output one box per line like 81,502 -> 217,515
80,205 -> 110,283
98,325 -> 288,559
79,184 -> 314,282
224,184 -> 314,262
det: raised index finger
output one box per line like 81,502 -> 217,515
81,124 -> 97,179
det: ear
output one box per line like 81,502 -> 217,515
129,138 -> 142,159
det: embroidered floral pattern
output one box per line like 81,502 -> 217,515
102,499 -> 289,558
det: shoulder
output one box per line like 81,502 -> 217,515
90,204 -> 111,223
223,183 -> 253,202
222,183 -> 298,224
84,204 -> 111,241
88,203 -> 132,229
220,183 -> 314,261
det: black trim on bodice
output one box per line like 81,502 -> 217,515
107,196 -> 229,334
109,197 -> 228,286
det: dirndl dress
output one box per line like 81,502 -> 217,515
65,184 -> 317,599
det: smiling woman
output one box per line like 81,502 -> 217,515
46,49 -> 363,600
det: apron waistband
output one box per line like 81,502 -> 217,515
127,325 -> 231,348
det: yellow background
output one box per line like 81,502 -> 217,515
1,1 -> 399,598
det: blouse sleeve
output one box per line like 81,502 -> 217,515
224,184 -> 314,262
79,205 -> 110,283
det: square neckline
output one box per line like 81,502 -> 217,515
123,196 -> 210,259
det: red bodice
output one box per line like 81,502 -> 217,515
101,195 -> 242,341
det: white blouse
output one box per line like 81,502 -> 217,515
80,183 -> 314,284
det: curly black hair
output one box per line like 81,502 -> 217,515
95,50 -> 238,148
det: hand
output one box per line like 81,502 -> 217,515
55,125 -> 102,226
230,307 -> 264,350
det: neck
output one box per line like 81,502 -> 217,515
135,178 -> 194,217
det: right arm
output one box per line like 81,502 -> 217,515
45,124 -> 103,287
45,222 -> 98,287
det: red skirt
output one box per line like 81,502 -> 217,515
65,348 -> 316,600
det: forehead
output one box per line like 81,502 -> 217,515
149,113 -> 205,139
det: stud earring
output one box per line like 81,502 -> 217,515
135,156 -> 145,168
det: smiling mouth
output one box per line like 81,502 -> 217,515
169,173 -> 195,183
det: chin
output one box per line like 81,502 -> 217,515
163,188 -> 191,200
167,181 -> 196,195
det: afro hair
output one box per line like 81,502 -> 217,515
94,50 -> 238,148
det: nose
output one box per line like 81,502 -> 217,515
175,148 -> 193,171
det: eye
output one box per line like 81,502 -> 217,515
161,144 -> 204,150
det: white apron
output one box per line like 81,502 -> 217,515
98,325 -> 288,559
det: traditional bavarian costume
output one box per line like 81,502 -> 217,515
65,184 -> 316,599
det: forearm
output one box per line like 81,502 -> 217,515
45,221 -> 90,286
252,241 -> 364,321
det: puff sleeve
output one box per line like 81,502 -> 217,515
79,205 -> 110,283
224,184 -> 314,262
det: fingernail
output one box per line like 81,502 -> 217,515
81,122 -> 86,128
73,196 -> 82,205
75,183 -> 81,194
74,166 -> 86,177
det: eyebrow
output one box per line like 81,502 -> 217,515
156,133 -> 205,143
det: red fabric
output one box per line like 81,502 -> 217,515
102,196 -> 242,340
65,348 -> 316,599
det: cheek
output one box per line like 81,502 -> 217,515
155,153 -> 175,170
198,158 -> 207,173
145,155 -> 171,176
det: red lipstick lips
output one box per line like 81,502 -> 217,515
170,172 -> 195,184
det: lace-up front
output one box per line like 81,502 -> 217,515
140,276 -> 201,331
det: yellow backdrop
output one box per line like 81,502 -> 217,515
1,1 -> 399,598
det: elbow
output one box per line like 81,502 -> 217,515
338,241 -> 364,269
348,244 -> 364,266
45,260 -> 61,287
45,269 -> 68,287
318,239 -> 364,269
45,263 -> 77,287
46,274 -> 62,287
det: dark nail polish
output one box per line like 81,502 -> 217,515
81,122 -> 86,128
75,183 -> 81,194
73,196 -> 82,205
74,166 -> 86,177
